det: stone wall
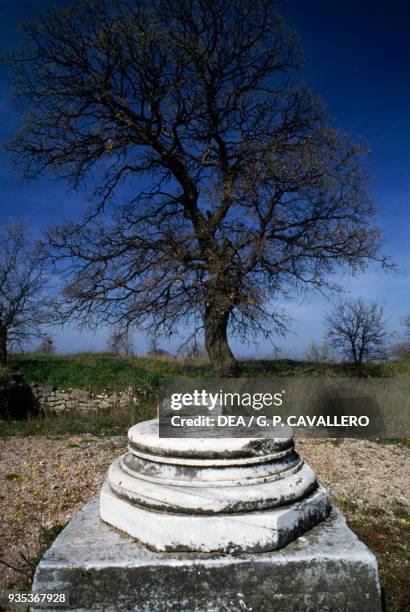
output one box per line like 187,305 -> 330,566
31,384 -> 139,414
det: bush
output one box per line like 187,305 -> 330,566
0,370 -> 40,420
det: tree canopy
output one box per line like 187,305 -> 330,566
7,0 -> 385,375
0,221 -> 49,365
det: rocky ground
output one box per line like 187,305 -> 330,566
0,436 -> 409,609
297,438 -> 409,511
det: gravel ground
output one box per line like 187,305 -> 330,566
0,435 -> 409,592
297,438 -> 409,511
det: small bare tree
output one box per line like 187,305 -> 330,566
305,340 -> 333,363
0,221 -> 50,366
146,338 -> 172,359
36,335 -> 55,354
392,313 -> 410,360
404,314 -> 410,338
107,326 -> 134,356
179,339 -> 208,360
325,298 -> 389,367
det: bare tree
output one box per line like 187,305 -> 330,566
179,339 -> 207,360
146,338 -> 173,359
325,298 -> 389,367
7,0 -> 386,376
36,334 -> 55,354
391,313 -> 410,360
0,221 -> 49,366
107,326 -> 134,356
404,314 -> 410,340
305,340 -> 333,363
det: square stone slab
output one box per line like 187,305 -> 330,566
33,498 -> 381,611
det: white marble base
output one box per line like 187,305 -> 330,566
100,479 -> 330,553
100,419 -> 331,552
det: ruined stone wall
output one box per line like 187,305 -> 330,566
31,385 -> 138,414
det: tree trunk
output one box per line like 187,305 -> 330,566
350,339 -> 359,367
204,303 -> 237,377
0,324 -> 7,367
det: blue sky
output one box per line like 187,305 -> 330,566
0,0 -> 409,357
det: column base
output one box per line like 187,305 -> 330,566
33,497 -> 381,611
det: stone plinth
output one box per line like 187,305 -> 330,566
99,419 -> 330,552
33,497 -> 381,612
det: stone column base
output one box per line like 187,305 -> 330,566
33,497 -> 381,611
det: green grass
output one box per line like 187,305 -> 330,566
9,352 -> 215,390
9,352 -> 407,392
2,352 -> 409,438
3,353 -> 162,436
343,507 -> 410,611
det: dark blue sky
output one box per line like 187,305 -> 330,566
0,0 -> 409,355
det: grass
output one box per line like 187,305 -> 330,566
0,400 -> 156,437
338,501 -> 410,612
10,352 -> 176,392
9,352 -> 407,392
1,353 -> 163,436
0,523 -> 67,592
1,352 -> 409,438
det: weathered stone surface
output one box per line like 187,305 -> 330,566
100,419 -> 330,552
33,497 -> 381,611
128,419 -> 294,458
101,479 -> 330,553
70,388 -> 92,402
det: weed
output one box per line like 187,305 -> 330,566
336,496 -> 359,514
391,500 -> 410,521
0,523 -> 67,591
347,513 -> 409,611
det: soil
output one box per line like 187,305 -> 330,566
0,435 -> 409,598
